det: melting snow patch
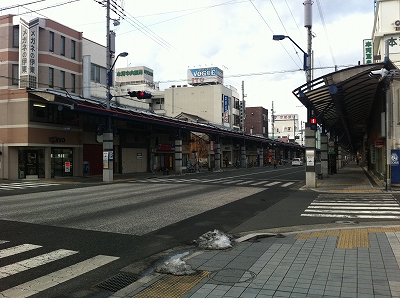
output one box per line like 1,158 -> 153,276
195,229 -> 235,250
154,256 -> 196,276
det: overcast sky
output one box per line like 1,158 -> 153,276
4,0 -> 375,125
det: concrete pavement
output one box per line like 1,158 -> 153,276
107,163 -> 400,298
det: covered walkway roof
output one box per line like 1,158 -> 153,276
28,88 -> 302,149
292,62 -> 397,153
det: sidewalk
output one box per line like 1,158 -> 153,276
107,163 -> 400,298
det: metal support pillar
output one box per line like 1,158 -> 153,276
305,124 -> 316,187
241,145 -> 246,167
258,146 -> 264,167
320,134 -> 328,178
174,138 -> 182,175
214,142 -> 221,170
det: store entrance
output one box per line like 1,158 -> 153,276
25,150 -> 39,176
51,148 -> 73,177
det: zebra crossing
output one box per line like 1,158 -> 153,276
129,177 -> 298,188
0,181 -> 60,191
301,194 -> 400,219
0,240 -> 119,297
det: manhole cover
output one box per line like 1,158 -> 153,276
96,272 -> 138,292
208,269 -> 256,285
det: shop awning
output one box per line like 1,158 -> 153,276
292,62 -> 397,153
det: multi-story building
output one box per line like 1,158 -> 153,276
0,15 -> 84,179
270,114 -> 299,144
243,107 -> 268,137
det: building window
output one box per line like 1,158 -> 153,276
49,31 -> 54,52
90,64 -> 106,84
71,73 -> 75,93
60,71 -> 65,89
49,67 -> 54,88
12,64 -> 19,85
60,36 -> 65,56
71,40 -> 76,59
13,26 -> 19,47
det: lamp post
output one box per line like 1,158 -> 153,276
273,32 -> 316,187
103,51 -> 128,182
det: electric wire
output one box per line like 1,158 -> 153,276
316,0 -> 337,67
249,0 -> 301,70
270,0 -> 303,66
0,0 -> 46,12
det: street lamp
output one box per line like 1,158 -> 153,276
272,35 -> 308,73
106,51 -> 128,110
103,51 -> 128,182
273,34 -> 315,187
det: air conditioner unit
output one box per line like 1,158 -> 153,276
395,20 -> 400,27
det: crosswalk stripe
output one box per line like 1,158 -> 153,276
0,255 -> 120,298
0,249 -> 78,278
236,180 -> 255,185
0,240 -> 10,245
250,181 -> 267,186
0,244 -> 42,259
281,182 -> 295,187
302,194 -> 400,219
264,181 -> 281,186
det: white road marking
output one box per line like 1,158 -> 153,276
0,249 -> 78,278
302,194 -> 400,219
281,182 -> 295,187
0,244 -> 42,259
0,255 -> 119,298
264,181 -> 281,186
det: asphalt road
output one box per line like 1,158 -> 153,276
1,164 -> 384,297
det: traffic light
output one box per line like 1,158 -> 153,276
128,91 -> 152,99
310,117 -> 317,131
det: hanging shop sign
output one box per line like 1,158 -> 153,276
374,138 -> 384,148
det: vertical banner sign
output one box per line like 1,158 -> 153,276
223,95 -> 229,123
19,18 -> 39,88
103,152 -> 109,169
64,161 -> 71,173
391,150 -> 400,183
19,20 -> 29,88
363,39 -> 373,64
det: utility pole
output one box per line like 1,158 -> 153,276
303,0 -> 316,188
103,0 -> 114,182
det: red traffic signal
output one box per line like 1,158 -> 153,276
310,117 -> 317,130
128,91 -> 152,99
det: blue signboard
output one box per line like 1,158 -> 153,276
391,150 -> 400,183
223,95 -> 229,113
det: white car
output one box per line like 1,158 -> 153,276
292,158 -> 303,166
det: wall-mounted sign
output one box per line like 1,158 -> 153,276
49,137 -> 66,143
187,67 -> 223,85
103,152 -> 109,169
65,161 -> 71,172
374,138 -> 384,148
363,39 -> 373,64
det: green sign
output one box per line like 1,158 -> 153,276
117,69 -> 153,77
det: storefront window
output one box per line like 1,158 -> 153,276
51,148 -> 73,177
18,148 -> 45,178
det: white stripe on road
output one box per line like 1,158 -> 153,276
301,213 -> 400,219
281,182 -> 295,187
236,180 -> 256,185
250,181 -> 267,186
0,255 -> 119,298
0,249 -> 78,278
310,202 -> 398,206
0,244 -> 42,259
304,209 -> 400,214
307,205 -> 400,210
264,181 -> 281,186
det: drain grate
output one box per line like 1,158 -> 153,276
96,272 -> 138,292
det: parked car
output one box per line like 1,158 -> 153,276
292,158 -> 303,166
